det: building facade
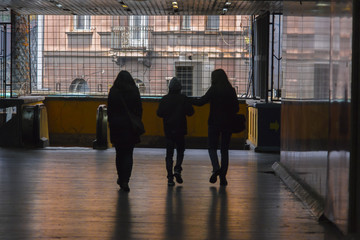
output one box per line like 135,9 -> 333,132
39,15 -> 250,96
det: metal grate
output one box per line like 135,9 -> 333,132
176,66 -> 193,96
29,15 -> 251,97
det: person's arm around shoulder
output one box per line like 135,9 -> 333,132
191,86 -> 213,106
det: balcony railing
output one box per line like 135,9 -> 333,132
111,26 -> 154,50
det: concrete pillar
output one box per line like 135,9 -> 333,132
11,12 -> 31,96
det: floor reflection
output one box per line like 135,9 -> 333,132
207,186 -> 228,240
112,191 -> 132,240
165,186 -> 184,240
0,148 -> 344,240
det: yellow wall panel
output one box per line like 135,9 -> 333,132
44,97 -> 248,146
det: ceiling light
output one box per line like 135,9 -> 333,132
225,2 -> 231,6
172,1 -> 178,12
56,3 -> 63,8
118,1 -> 129,8
316,2 -> 330,7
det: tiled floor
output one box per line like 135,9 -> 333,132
0,147 -> 344,240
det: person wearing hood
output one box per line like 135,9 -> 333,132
157,77 -> 194,186
107,70 -> 143,192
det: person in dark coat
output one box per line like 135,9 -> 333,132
107,70 -> 143,192
157,77 -> 194,186
191,69 -> 239,186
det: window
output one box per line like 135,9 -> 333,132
129,16 -> 149,48
182,16 -> 191,30
314,64 -> 330,99
176,66 -> 193,96
74,15 -> 91,30
99,32 -> 111,48
0,9 -> 11,24
206,16 -> 219,30
131,16 -> 142,40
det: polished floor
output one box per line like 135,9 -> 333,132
0,147 -> 344,240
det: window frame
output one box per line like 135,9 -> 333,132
181,16 -> 191,30
206,16 -> 220,30
129,16 -> 149,48
73,15 -> 91,31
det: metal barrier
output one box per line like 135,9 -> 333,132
0,98 -> 49,147
22,104 -> 49,147
93,104 -> 110,149
0,99 -> 23,147
246,102 -> 280,152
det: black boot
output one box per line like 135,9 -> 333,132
168,176 -> 175,186
219,176 -> 228,186
209,169 -> 220,184
120,182 -> 130,192
174,171 -> 183,184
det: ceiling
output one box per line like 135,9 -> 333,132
0,0 -> 285,16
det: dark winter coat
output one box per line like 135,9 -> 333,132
157,80 -> 194,137
107,71 -> 143,146
192,85 -> 239,131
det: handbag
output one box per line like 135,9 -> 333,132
120,95 -> 145,136
127,111 -> 145,135
231,114 -> 246,133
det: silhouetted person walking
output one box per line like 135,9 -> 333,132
191,69 -> 239,186
108,70 -> 143,192
157,77 -> 194,186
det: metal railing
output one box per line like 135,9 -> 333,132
111,26 -> 154,50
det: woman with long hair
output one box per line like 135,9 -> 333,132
192,69 -> 239,186
107,70 -> 143,192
